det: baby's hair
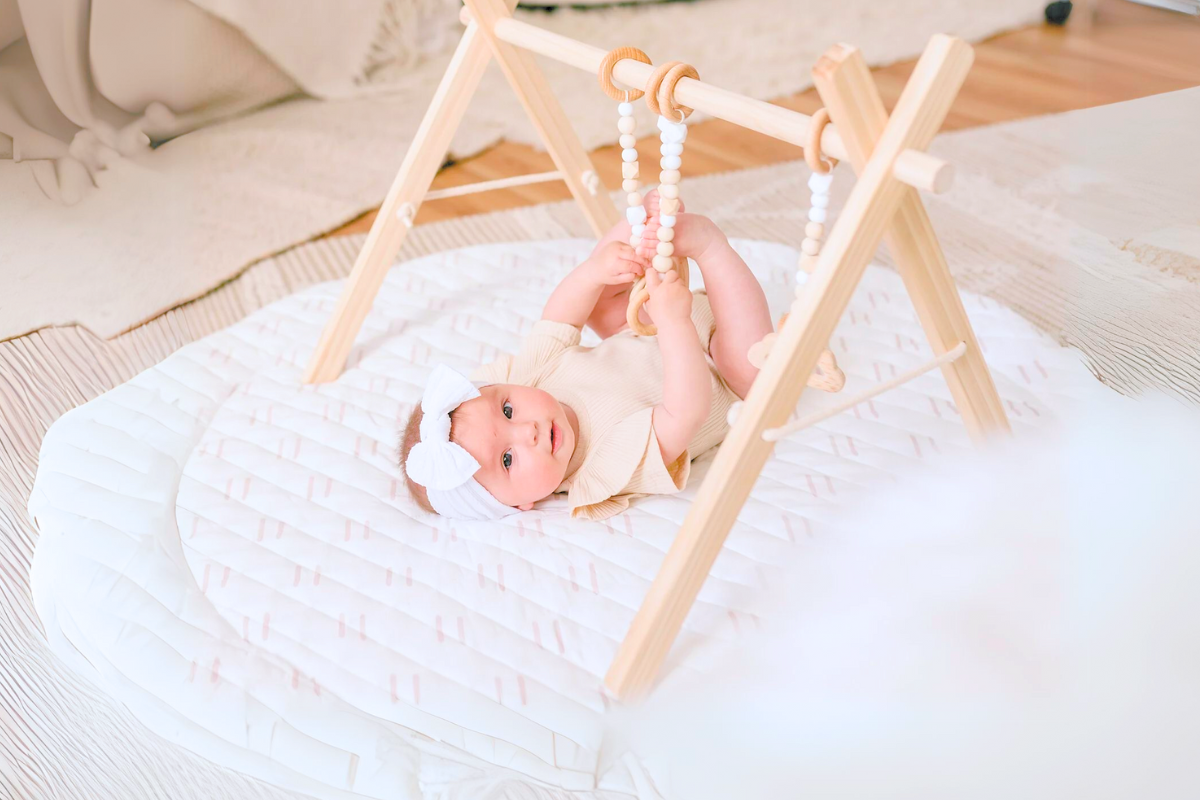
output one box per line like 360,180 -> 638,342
399,402 -> 466,515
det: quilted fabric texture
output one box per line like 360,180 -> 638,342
28,239 -> 1099,800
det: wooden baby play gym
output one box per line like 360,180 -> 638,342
304,0 -> 1011,700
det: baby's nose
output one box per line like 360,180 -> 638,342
522,421 -> 537,445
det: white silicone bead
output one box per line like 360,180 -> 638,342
812,193 -> 830,208
660,142 -> 683,156
622,148 -> 638,163
808,172 -> 834,193
808,207 -> 827,223
622,179 -> 639,193
805,221 -> 824,239
627,192 -> 643,207
631,223 -> 646,237
652,254 -> 673,272
795,270 -> 810,286
619,134 -> 637,149
657,241 -> 674,256
660,155 -> 682,170
801,237 -> 820,256
659,183 -> 679,199
659,214 -> 676,228
626,205 -> 647,225
656,226 -> 674,242
618,116 -> 637,135
618,102 -> 634,116
726,401 -> 742,426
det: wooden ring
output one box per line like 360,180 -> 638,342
643,61 -> 681,116
657,62 -> 699,121
625,257 -> 691,336
599,47 -> 652,102
805,108 -> 838,174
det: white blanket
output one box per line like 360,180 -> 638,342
28,238 -> 1100,799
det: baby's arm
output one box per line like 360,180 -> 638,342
644,270 -> 711,464
542,240 -> 647,328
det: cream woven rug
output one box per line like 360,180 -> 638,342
0,0 -> 1048,343
3,88 -> 1199,800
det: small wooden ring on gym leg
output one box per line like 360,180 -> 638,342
805,108 -> 838,174
644,61 -> 682,116
598,47 -> 652,102
657,63 -> 699,120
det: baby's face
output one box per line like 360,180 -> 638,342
454,384 -> 575,511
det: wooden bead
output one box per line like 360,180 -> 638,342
656,241 -> 674,256
622,179 -> 639,193
652,255 -> 673,272
797,253 -> 819,273
659,196 -> 680,215
659,169 -> 681,185
657,226 -> 674,242
659,183 -> 679,199
630,235 -> 641,248
805,221 -> 824,239
619,134 -> 637,149
801,237 -> 820,256
618,116 -> 637,134
627,192 -> 643,207
622,162 -> 639,180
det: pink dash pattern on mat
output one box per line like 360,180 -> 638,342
495,677 -> 504,704
568,566 -> 579,592
293,566 -> 302,586
406,567 -> 413,587
517,676 -> 528,705
292,668 -> 300,689
390,674 -> 399,703
412,675 -> 421,704
911,435 -> 923,458
313,566 -> 322,586
386,568 -> 393,587
188,660 -> 197,682
589,563 -> 599,594
339,614 -> 346,638
436,616 -> 444,644
532,621 -> 542,648
553,621 -> 565,654
210,657 -> 221,684
262,613 -> 271,641
457,617 -> 465,642
497,565 -> 506,592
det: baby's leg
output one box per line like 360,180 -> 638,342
644,192 -> 772,399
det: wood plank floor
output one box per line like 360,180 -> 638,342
330,0 -> 1200,237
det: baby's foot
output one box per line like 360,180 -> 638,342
635,188 -> 687,261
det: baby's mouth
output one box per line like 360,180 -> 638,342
551,422 -> 559,454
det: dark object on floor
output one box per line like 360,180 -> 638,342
1045,1 -> 1074,24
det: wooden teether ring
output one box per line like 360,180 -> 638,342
656,62 -> 699,121
599,47 -> 652,101
627,258 -> 691,336
644,61 -> 682,116
805,107 -> 838,174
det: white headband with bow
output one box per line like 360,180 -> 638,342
404,364 -> 519,520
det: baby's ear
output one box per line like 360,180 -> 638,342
517,502 -> 534,512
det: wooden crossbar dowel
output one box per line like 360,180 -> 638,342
604,35 -> 976,701
424,170 -> 564,200
763,342 -> 967,441
457,9 -> 954,194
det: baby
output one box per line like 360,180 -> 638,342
400,189 -> 773,521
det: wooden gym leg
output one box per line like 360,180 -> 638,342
604,35 -> 976,700
303,22 -> 499,384
812,43 -> 1010,441
464,0 -> 621,237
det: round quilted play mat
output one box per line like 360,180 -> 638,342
29,239 -> 1100,800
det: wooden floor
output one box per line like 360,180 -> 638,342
331,0 -> 1200,237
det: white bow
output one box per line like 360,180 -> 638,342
405,364 -> 482,491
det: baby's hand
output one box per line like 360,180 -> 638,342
585,240 -> 648,286
644,269 -> 692,325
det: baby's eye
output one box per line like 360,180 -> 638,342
502,450 -> 512,470
503,401 -> 513,420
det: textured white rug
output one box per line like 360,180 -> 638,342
0,0 -> 1046,342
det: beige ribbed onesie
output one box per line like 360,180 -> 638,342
470,292 -> 740,521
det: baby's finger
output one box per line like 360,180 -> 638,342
621,258 -> 646,276
645,269 -> 661,290
661,270 -> 678,284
